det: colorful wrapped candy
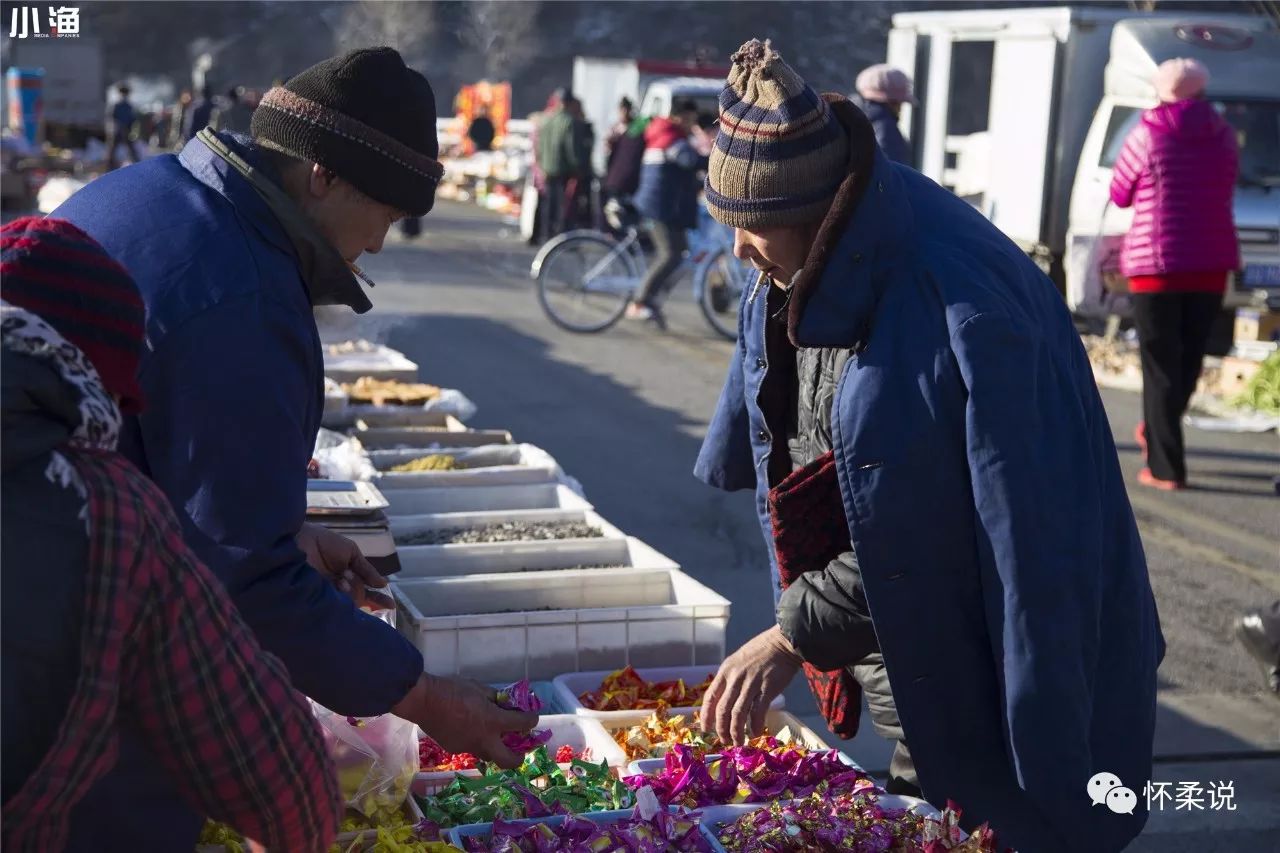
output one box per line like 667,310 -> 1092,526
578,666 -> 713,711
419,737 -> 479,772
625,739 -> 874,808
460,810 -> 711,852
417,746 -> 630,828
611,710 -> 721,761
495,680 -> 552,754
714,789 -> 998,852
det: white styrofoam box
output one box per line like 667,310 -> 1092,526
413,714 -> 627,796
699,795 -> 945,852
553,666 -> 784,727
615,710 -> 839,774
390,506 -> 592,533
373,444 -> 559,489
395,535 -> 675,580
355,426 -> 513,450
392,508 -> 622,555
392,567 -> 729,681
385,484 -> 591,517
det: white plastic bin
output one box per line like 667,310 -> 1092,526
385,484 -> 591,517
699,795 -> 944,852
323,341 -> 419,383
413,714 -> 627,796
395,535 -> 675,580
623,710 -> 855,777
373,444 -> 560,489
553,666 -> 783,727
392,509 -> 624,561
392,567 -> 729,681
356,426 -> 513,449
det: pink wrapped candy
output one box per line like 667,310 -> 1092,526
496,680 -> 552,754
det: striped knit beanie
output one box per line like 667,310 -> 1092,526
250,47 -> 444,217
0,216 -> 146,413
705,39 -> 849,230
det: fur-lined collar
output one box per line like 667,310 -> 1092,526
787,96 -> 917,350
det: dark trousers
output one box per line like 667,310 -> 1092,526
1131,290 -> 1224,483
634,220 -> 687,307
540,177 -> 570,243
107,130 -> 141,170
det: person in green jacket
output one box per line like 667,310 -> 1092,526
537,93 -> 592,240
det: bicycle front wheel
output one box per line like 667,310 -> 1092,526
536,232 -> 637,333
697,247 -> 753,342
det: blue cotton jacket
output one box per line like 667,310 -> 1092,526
695,98 -> 1164,853
853,96 -> 912,166
52,132 -> 424,848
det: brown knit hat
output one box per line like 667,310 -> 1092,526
705,39 -> 849,230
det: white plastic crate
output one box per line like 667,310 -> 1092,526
698,795 -> 944,852
385,483 -> 591,518
413,714 -> 627,796
394,534 -> 675,580
356,426 -> 513,449
373,444 -> 560,489
624,710 -> 856,777
553,666 -> 784,728
392,509 -> 623,566
392,567 -> 729,681
323,341 -> 419,383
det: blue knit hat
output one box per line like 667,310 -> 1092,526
705,39 -> 849,230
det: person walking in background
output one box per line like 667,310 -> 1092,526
537,91 -> 589,241
851,64 -> 914,165
625,99 -> 706,329
603,96 -> 646,203
106,85 -> 141,170
213,86 -> 254,135
0,217 -> 340,852
468,106 -> 496,152
182,84 -> 218,143
1110,58 -> 1239,491
527,89 -> 565,245
168,89 -> 192,149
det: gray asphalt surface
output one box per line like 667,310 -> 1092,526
344,201 -> 1279,849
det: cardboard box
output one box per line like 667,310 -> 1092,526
1234,308 -> 1280,344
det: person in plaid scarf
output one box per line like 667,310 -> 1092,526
0,217 -> 341,852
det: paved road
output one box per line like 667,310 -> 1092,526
344,201 -> 1279,849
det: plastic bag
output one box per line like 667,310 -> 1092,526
314,703 -> 419,817
420,388 -> 477,422
312,433 -> 378,481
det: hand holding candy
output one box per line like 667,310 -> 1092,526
397,674 -> 537,769
495,679 -> 552,754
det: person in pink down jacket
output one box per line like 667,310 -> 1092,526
1110,57 -> 1239,491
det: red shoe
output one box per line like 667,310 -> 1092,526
1138,467 -> 1185,491
1134,422 -> 1148,460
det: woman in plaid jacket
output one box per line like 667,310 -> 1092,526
0,217 -> 341,852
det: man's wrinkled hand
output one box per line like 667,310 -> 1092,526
700,624 -> 802,746
394,673 -> 538,769
296,522 -> 388,609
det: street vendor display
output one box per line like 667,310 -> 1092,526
627,739 -> 869,808
344,377 -> 443,406
579,665 -> 713,711
457,811 -> 710,852
712,790 -> 997,852
612,710 -> 720,761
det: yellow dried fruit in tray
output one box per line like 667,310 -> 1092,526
389,454 -> 459,473
342,377 -> 441,407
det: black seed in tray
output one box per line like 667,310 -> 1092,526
394,520 -> 604,546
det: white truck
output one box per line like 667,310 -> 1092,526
886,7 -> 1280,319
3,36 -> 105,146
571,57 -> 725,175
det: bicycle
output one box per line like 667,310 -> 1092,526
529,200 -> 756,340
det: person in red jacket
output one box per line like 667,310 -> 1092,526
1110,57 -> 1239,490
